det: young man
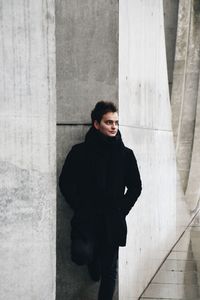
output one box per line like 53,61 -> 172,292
59,101 -> 142,300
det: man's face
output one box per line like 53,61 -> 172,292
94,112 -> 119,137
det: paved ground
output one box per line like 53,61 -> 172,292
140,211 -> 200,300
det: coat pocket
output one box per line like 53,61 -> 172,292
105,210 -> 127,246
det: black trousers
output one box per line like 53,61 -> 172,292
71,218 -> 119,300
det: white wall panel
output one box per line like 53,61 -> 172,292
119,1 -> 191,298
0,1 -> 56,299
119,0 -> 171,131
119,127 -> 176,299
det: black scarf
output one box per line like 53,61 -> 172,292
85,126 -> 123,150
84,127 -> 125,208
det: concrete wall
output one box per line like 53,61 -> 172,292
56,0 -> 199,299
117,0 -> 200,298
171,0 -> 200,211
163,0 -> 179,96
56,1 -> 118,299
56,0 -> 118,124
2,0 -> 199,299
0,1 -> 56,300
118,1 -> 195,299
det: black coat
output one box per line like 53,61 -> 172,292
59,127 -> 142,247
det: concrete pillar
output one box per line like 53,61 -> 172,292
163,0 -> 179,96
119,1 -> 177,298
171,0 -> 200,211
0,1 -> 56,299
56,1 -> 118,299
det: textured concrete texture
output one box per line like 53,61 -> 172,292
163,0 -> 179,95
56,0 -> 118,124
0,1 -> 56,300
171,0 -> 200,211
119,0 -> 171,131
56,1 -> 119,299
119,1 -> 192,299
56,0 -> 199,299
119,127 -> 177,299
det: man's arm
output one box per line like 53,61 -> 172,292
121,149 -> 142,216
59,147 -> 80,210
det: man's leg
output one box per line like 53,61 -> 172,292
71,238 -> 94,266
87,241 -> 101,282
98,245 -> 119,300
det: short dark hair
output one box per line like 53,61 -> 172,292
91,101 -> 118,125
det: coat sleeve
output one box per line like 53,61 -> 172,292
122,149 -> 142,216
59,147 -> 80,210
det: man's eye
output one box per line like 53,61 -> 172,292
105,121 -> 119,125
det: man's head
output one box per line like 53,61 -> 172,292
91,101 -> 119,137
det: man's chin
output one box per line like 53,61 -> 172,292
108,132 -> 117,137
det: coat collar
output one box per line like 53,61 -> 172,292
85,126 -> 124,151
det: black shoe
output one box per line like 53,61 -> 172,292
88,259 -> 101,282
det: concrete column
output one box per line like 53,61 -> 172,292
56,1 -> 118,299
119,1 -> 187,299
163,0 -> 179,96
171,0 -> 200,211
0,1 -> 56,299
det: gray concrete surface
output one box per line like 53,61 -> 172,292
56,0 -> 118,299
171,0 -> 200,209
1,0 -> 197,299
118,1 -> 179,298
56,0 -> 199,299
0,1 -> 56,299
163,0 -> 179,96
56,0 -> 118,124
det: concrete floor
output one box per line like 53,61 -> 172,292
140,211 -> 200,300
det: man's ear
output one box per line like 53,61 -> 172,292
94,120 -> 100,130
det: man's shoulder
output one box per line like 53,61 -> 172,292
123,146 -> 138,161
71,142 -> 85,153
65,142 -> 86,162
123,145 -> 134,155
